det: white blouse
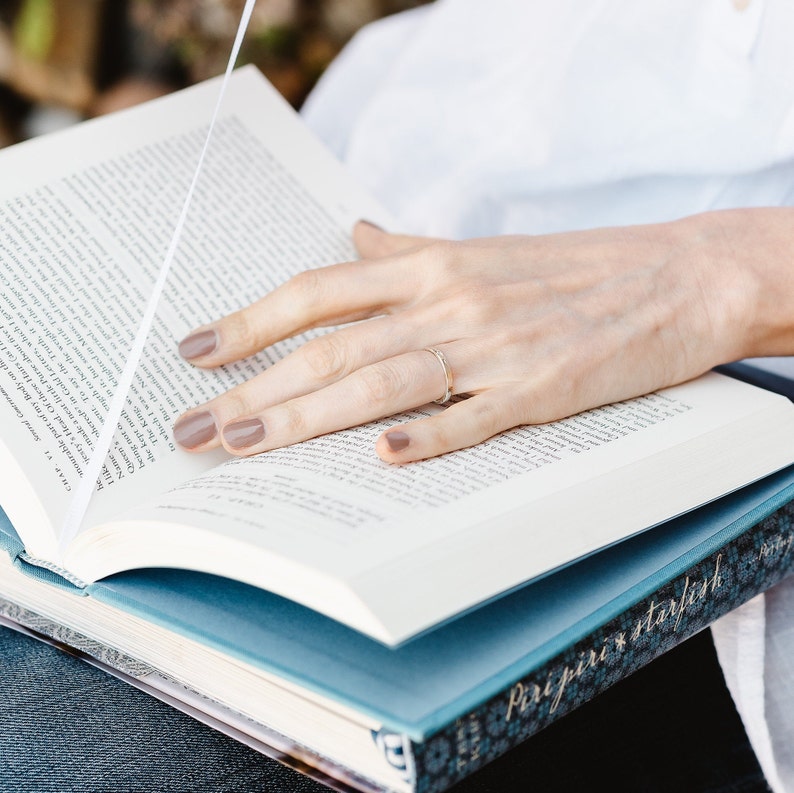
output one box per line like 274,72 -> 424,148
304,0 -> 794,237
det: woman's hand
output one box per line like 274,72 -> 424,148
172,209 -> 789,463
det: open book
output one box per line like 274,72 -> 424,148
1,67 -> 794,649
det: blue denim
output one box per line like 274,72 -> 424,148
0,626 -> 327,793
0,625 -> 770,793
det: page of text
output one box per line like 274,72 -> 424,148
0,70 -> 388,558
108,391 -> 694,574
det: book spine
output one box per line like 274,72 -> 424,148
409,500 -> 794,793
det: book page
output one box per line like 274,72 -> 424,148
0,69 -> 390,561
110,393 -> 692,570
67,372 -> 794,642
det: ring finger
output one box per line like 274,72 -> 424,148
218,346 -> 462,455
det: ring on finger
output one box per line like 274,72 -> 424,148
424,347 -> 454,404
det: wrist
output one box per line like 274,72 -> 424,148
675,208 -> 794,363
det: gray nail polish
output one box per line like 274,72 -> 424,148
385,431 -> 410,452
358,219 -> 385,232
223,418 -> 266,449
179,329 -> 218,360
174,411 -> 218,449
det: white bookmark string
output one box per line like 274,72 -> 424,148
59,0 -> 257,552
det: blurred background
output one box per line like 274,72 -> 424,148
0,0 -> 428,148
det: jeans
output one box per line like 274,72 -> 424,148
0,625 -> 769,793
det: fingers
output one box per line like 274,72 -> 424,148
375,391 -> 521,463
174,226 -> 537,464
353,221 -> 432,259
178,224 -> 434,369
178,259 -> 398,367
175,348 -> 456,455
178,312 -> 426,442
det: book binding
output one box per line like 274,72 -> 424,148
14,551 -> 89,593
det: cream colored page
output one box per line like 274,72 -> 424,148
78,374 -> 783,580
66,372 -> 794,642
0,69 -> 390,560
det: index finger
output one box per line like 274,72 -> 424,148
178,254 -> 416,367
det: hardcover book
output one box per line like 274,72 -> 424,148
1,67 -> 794,792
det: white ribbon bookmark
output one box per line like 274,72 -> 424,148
59,0 -> 258,552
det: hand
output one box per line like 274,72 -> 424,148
172,211 -> 776,463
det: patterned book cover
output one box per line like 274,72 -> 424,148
409,500 -> 794,792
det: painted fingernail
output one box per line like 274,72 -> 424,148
174,411 -> 217,449
357,219 -> 384,232
223,418 -> 266,449
385,431 -> 410,452
179,329 -> 218,360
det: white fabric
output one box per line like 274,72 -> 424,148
712,595 -> 787,793
300,1 -> 794,787
764,580 -> 794,789
304,0 -> 794,238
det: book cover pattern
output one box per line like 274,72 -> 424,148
410,501 -> 794,792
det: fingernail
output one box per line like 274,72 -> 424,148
223,418 -> 266,449
357,219 -> 384,232
385,431 -> 410,452
179,329 -> 218,360
174,411 -> 217,449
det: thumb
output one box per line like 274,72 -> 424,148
353,220 -> 434,259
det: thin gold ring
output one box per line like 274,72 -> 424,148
424,347 -> 454,404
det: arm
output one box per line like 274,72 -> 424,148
172,207 -> 794,463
